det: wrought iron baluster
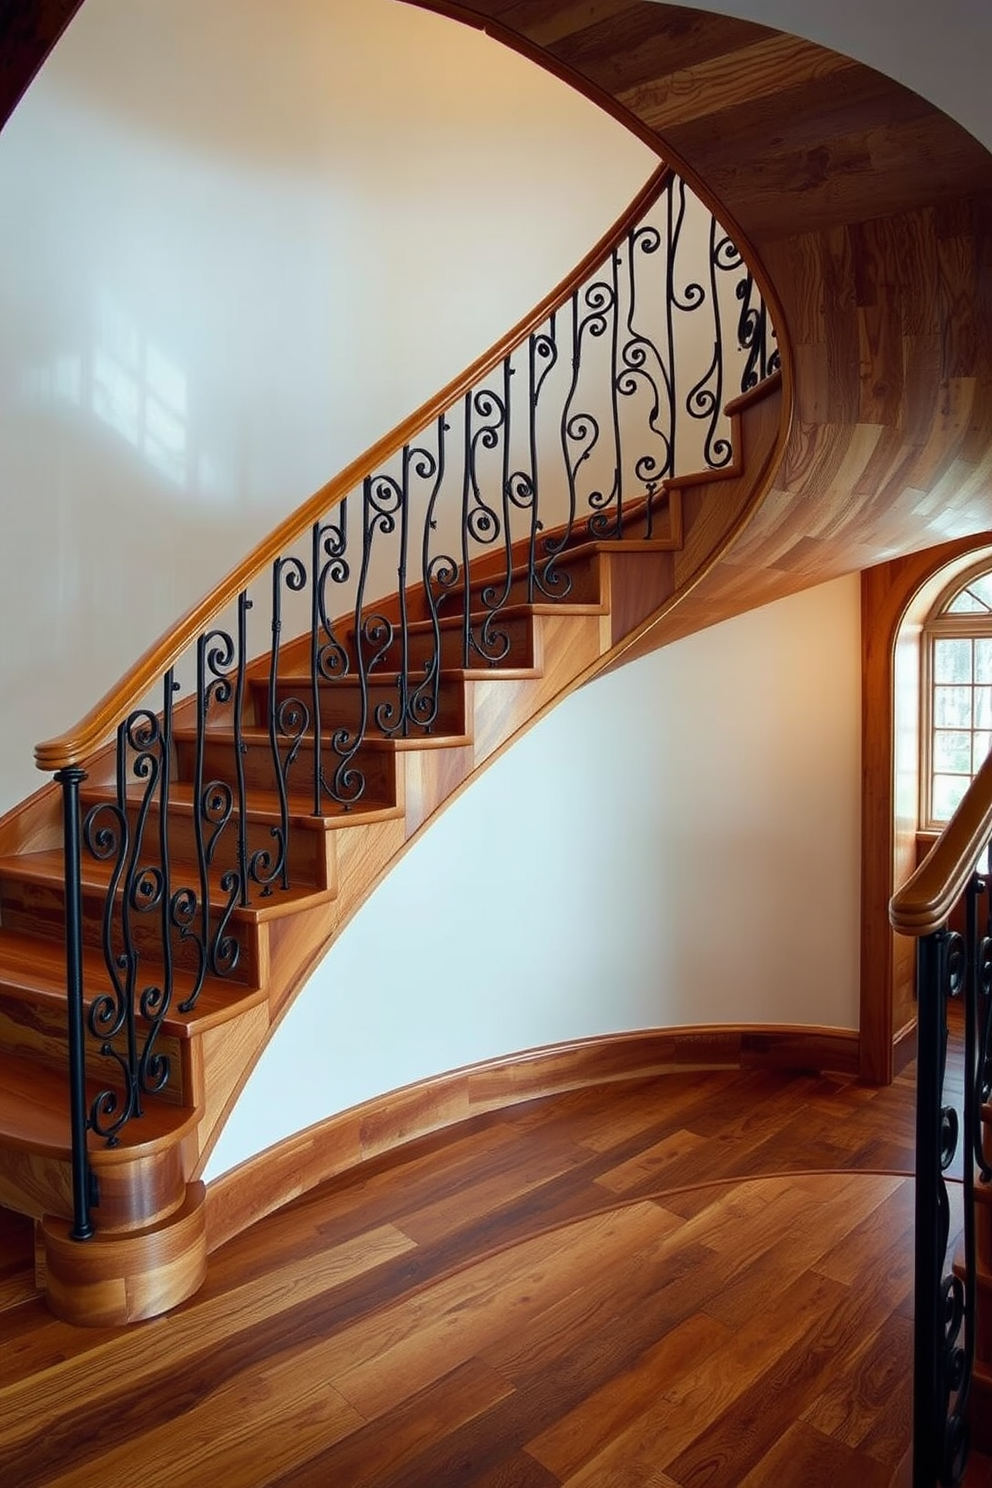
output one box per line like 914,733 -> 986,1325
406,435 -> 446,730
252,557 -> 308,894
477,356 -> 517,664
139,670 -> 178,1100
419,415 -> 456,718
913,908 -> 975,1488
621,219 -> 671,538
522,319 -> 557,603
460,387 -> 504,667
56,764 -> 95,1240
587,247 -> 622,540
311,504 -> 359,810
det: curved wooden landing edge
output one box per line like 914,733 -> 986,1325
41,1180 -> 206,1327
204,1022 -> 858,1256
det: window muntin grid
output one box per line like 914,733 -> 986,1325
924,563 -> 992,826
930,633 -> 992,820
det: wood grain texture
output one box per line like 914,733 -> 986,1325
422,0 -> 992,635
1,1023 -> 986,1487
859,536 -> 992,1078
205,1022 -> 858,1254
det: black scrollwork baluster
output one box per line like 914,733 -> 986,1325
460,387 -> 504,667
975,846 -> 992,1182
521,321 -> 557,603
914,912 -> 975,1488
619,219 -> 672,539
586,247 -> 622,541
419,415 -> 457,721
684,214 -> 731,471
735,270 -> 781,393
139,670 -> 178,1101
311,504 -> 361,810
404,438 -> 445,730
253,557 -> 308,894
477,356 -> 517,665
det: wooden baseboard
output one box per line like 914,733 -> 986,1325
205,1023 -> 860,1255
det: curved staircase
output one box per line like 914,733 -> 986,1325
0,133 -> 788,1320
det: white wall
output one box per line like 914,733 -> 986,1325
208,573 -> 862,1177
1,0 -> 873,1182
0,0 -> 654,811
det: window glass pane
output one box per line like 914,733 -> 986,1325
977,687 -> 992,729
934,685 -> 973,728
949,590 -> 987,613
969,575 -> 992,610
974,732 -> 992,772
934,730 -> 971,772
933,773 -> 969,821
934,637 -> 973,682
977,638 -> 992,683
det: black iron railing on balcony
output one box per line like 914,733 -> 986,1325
39,162 -> 779,1240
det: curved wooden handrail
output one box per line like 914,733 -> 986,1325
889,747 -> 992,937
34,161 -> 672,773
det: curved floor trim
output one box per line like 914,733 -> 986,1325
205,1021 -> 859,1253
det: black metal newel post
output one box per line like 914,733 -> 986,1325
55,765 -> 94,1241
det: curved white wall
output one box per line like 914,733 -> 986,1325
207,574 -> 862,1178
0,0 -> 654,811
1,0 -> 884,1184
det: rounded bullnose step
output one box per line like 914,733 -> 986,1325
41,1180 -> 207,1326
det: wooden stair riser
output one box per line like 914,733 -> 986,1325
0,1203 -> 38,1314
250,672 -> 468,738
338,608 -> 539,675
80,789 -> 337,897
0,988 -> 188,1107
979,1183 -> 992,1263
41,1180 -> 207,1326
972,1364 -> 992,1455
0,875 -> 262,990
174,730 -> 398,807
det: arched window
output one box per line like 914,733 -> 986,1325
923,563 -> 992,825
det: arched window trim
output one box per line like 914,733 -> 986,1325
921,556 -> 992,828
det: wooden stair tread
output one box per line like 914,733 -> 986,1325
80,779 -> 402,832
273,664 -> 543,685
0,928 -> 267,1037
185,724 -> 476,754
0,849 -> 335,925
360,598 -> 610,632
0,1051 -> 199,1158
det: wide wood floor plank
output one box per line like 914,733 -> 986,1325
0,1039 -> 969,1487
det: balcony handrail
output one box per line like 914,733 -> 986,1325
34,164 -> 676,773
889,746 -> 992,936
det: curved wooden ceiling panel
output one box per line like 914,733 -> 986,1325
415,0 -> 992,653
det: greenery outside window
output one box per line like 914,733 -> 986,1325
923,564 -> 992,826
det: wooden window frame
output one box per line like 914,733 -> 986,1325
921,558 -> 992,830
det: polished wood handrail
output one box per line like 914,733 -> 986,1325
34,162 -> 674,773
889,746 -> 992,937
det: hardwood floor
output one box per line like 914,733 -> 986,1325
0,1029 -> 987,1487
